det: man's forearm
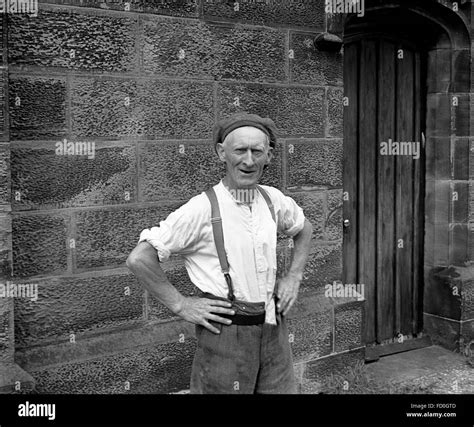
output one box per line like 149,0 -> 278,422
287,219 -> 313,280
126,241 -> 185,314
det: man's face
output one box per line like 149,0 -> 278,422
217,126 -> 273,190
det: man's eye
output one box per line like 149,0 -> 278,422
235,149 -> 246,154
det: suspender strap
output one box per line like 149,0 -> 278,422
256,185 -> 275,222
205,188 -> 235,301
205,185 -> 276,302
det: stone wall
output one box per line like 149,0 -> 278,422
1,0 -> 364,393
423,0 -> 473,352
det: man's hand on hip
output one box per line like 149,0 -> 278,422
176,296 -> 235,334
275,272 -> 302,316
276,219 -> 312,316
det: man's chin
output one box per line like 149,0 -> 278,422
235,176 -> 260,188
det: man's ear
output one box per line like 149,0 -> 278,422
265,147 -> 274,165
216,143 -> 226,162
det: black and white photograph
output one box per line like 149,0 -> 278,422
0,0 -> 473,425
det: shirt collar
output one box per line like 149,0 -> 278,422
217,180 -> 259,206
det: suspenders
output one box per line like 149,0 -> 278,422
204,185 -> 276,301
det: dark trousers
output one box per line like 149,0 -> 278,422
190,314 -> 297,394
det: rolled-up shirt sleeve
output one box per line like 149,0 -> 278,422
138,194 -> 208,262
264,186 -> 306,237
278,196 -> 305,237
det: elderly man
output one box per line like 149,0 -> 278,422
126,113 -> 313,394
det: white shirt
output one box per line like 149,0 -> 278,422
138,180 -> 305,324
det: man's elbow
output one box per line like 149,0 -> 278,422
126,251 -> 140,270
126,242 -> 150,269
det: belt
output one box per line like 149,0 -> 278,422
200,292 -> 266,326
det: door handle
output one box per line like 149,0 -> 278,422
343,219 -> 350,228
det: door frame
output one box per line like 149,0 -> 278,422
340,0 -> 471,359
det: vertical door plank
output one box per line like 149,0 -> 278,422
412,51 -> 423,335
343,42 -> 360,289
377,40 -> 396,342
359,40 -> 378,344
395,47 -> 415,336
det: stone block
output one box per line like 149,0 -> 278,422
452,182 -> 468,223
424,266 -> 462,320
287,139 -> 342,188
14,273 -> 144,347
0,363 -> 35,393
425,180 -> 450,225
212,24 -> 286,82
427,49 -> 451,94
0,17 -> 3,63
450,224 -> 468,266
469,221 -> 474,262
426,94 -> 450,137
425,137 -> 451,181
433,222 -> 449,266
452,94 -> 470,137
326,87 -> 343,137
287,283 -> 329,313
467,182 -> 474,224
462,279 -> 474,321
203,0 -> 325,29
143,20 -> 286,82
301,243 -> 342,292
424,222 -> 434,267
9,9 -> 137,72
287,311 -> 333,362
289,191 -> 325,240
15,317 -> 195,370
334,301 -> 363,352
9,76 -> 66,140
423,313 -> 459,351
469,139 -> 474,180
12,144 -> 136,209
71,78 -> 141,138
453,138 -> 469,180
460,320 -> 473,345
290,33 -> 343,86
142,18 -> 217,78
73,78 -> 215,139
140,80 -> 214,139
12,214 -> 68,277
303,348 -> 365,385
75,204 -> 183,269
0,70 -> 6,141
0,144 -> 10,204
0,298 -> 13,362
452,49 -> 471,93
30,339 -> 197,393
39,0 -> 198,16
0,213 -> 11,279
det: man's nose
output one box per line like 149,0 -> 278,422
242,149 -> 255,166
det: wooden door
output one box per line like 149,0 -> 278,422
343,36 -> 426,354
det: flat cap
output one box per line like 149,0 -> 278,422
213,113 -> 277,154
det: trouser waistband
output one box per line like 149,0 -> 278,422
200,292 -> 266,326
